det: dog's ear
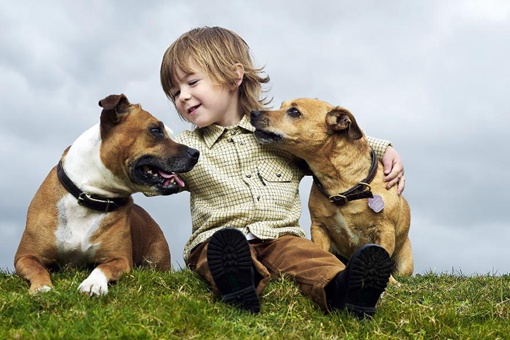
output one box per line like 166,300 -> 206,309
326,107 -> 363,140
99,94 -> 131,129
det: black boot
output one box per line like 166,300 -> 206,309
207,228 -> 260,313
326,244 -> 393,319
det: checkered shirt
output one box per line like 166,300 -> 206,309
174,115 -> 390,262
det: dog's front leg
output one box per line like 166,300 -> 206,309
78,257 -> 131,296
15,255 -> 53,294
377,227 -> 396,258
310,224 -> 332,252
376,227 -> 403,285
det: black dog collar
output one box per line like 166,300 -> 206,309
313,149 -> 378,206
56,160 -> 129,212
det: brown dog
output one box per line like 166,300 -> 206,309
251,98 -> 412,283
15,94 -> 199,295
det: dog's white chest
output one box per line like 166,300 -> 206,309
55,195 -> 105,264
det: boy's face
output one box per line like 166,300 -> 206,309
170,62 -> 242,128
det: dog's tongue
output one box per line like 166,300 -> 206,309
159,170 -> 185,188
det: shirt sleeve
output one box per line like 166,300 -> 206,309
366,136 -> 392,159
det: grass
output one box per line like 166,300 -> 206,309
1,268 -> 509,339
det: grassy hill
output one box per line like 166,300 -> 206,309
1,268 -> 509,339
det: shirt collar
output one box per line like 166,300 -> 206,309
200,114 -> 256,148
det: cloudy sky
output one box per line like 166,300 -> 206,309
1,0 -> 509,276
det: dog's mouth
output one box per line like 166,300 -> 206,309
141,165 -> 185,188
132,158 -> 189,196
254,129 -> 283,144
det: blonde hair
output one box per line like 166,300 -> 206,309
160,26 -> 271,120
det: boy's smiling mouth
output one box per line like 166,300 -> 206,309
187,104 -> 201,115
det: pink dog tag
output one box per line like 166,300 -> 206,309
368,194 -> 384,213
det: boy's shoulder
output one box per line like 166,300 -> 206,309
174,129 -> 201,143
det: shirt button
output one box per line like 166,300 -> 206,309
246,174 -> 252,178
276,173 -> 282,177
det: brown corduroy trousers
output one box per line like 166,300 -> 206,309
187,234 -> 347,311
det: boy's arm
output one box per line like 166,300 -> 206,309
366,136 -> 391,159
367,136 -> 406,195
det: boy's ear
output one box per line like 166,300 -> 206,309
232,63 -> 245,87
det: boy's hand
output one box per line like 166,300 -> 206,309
381,146 -> 405,194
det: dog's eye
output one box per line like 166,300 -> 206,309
150,126 -> 165,138
287,107 -> 301,118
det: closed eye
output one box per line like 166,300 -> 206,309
171,79 -> 198,99
286,107 -> 301,118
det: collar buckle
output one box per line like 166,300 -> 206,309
357,182 -> 371,192
314,149 -> 378,207
78,192 -> 118,212
329,194 -> 348,206
57,160 -> 126,213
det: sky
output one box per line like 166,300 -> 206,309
1,0 -> 509,276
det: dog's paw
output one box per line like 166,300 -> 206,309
30,285 -> 52,295
389,275 -> 402,287
78,268 -> 109,296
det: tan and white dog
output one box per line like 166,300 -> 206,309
251,98 -> 412,283
15,94 -> 199,295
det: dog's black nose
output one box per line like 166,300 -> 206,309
187,148 -> 200,160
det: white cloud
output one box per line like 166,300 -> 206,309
458,0 -> 510,22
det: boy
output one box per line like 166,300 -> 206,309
160,26 -> 404,318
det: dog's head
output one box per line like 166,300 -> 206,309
250,98 -> 362,158
98,94 -> 199,196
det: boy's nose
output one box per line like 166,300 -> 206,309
179,90 -> 191,101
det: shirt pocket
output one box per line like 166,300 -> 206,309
257,158 -> 293,183
255,157 -> 299,210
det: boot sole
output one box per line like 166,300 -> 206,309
207,228 -> 260,313
344,244 -> 393,318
